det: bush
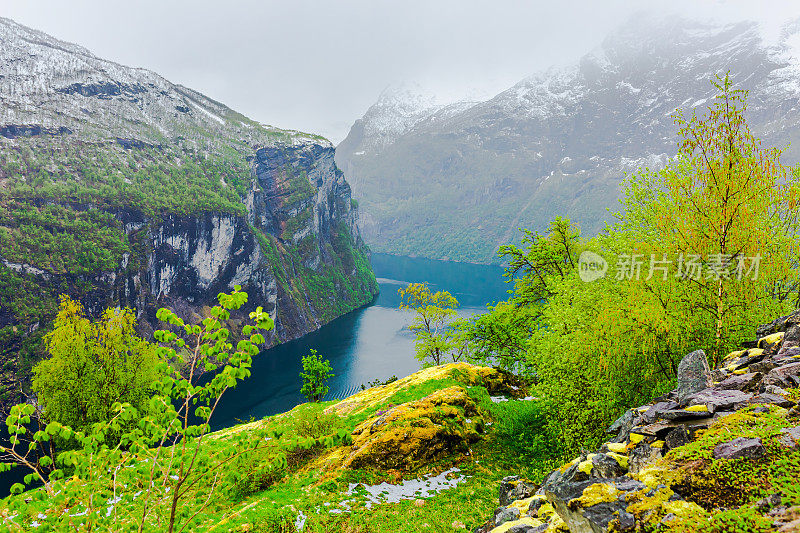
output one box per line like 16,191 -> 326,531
300,349 -> 334,402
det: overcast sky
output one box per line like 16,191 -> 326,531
3,0 -> 800,142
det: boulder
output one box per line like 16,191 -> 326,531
763,362 -> 800,389
715,372 -> 761,391
543,477 -> 645,533
713,437 -> 766,460
590,453 -> 627,479
606,409 -> 640,442
641,401 -> 678,424
628,444 -> 663,474
750,361 -> 779,374
676,350 -> 712,403
499,476 -> 538,506
684,388 -> 753,413
748,393 -> 795,409
341,386 -> 484,471
663,426 -> 690,451
778,426 -> 800,449
660,409 -> 714,421
495,506 -> 521,527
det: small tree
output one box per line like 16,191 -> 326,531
398,282 -> 465,366
32,296 -> 162,434
300,349 -> 333,402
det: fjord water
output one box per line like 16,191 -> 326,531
209,253 -> 509,430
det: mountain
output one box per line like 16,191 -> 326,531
336,16 -> 800,263
0,17 -> 377,398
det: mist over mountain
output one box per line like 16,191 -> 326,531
337,16 -> 800,263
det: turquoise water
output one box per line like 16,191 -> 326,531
209,253 -> 510,429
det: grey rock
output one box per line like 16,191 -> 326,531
628,444 -> 663,474
664,426 -> 691,451
777,345 -> 800,358
778,426 -> 800,449
591,453 -> 626,478
716,372 -> 761,391
749,393 -> 795,409
660,409 -> 713,421
763,363 -> 800,389
494,506 -> 520,527
606,409 -> 640,441
508,525 -> 546,533
616,510 -> 636,530
765,385 -> 790,396
750,361 -> 779,374
755,492 -> 783,510
641,401 -> 679,424
499,476 -> 537,506
684,388 -> 753,413
713,437 -> 766,460
676,350 -> 713,403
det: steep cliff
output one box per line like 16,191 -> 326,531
0,17 -> 377,400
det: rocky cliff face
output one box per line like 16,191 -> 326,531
0,17 -> 377,399
337,16 -> 800,263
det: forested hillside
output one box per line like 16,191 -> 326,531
0,17 -> 377,402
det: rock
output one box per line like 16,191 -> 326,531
641,401 -> 678,424
750,361 -> 779,374
663,426 -> 690,451
749,393 -> 795,409
451,520 -> 466,529
684,388 -> 753,413
756,313 -> 793,338
763,362 -> 800,389
755,492 -> 783,511
507,525 -> 546,533
778,345 -> 800,358
495,506 -> 521,527
543,477 -> 645,533
414,499 -> 425,507
591,453 -> 627,478
660,409 -> 713,421
628,444 -> 663,474
342,386 -> 484,471
765,385 -> 790,396
616,510 -> 636,530
778,426 -> 800,449
676,350 -> 713,403
606,409 -> 639,441
713,437 -> 766,460
499,476 -> 538,506
716,372 -> 761,391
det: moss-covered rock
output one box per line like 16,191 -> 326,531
339,385 -> 484,471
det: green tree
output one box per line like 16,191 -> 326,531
398,282 -> 466,366
300,349 -> 334,402
32,296 -> 161,433
1,288 -> 275,532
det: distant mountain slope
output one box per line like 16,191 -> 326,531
0,17 -> 377,399
337,16 -> 800,263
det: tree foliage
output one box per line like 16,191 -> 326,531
1,288 -> 275,532
32,296 -> 161,434
461,74 -> 800,456
300,349 -> 334,402
398,282 -> 466,366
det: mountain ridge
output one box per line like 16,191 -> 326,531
337,16 -> 800,263
0,16 -> 377,401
